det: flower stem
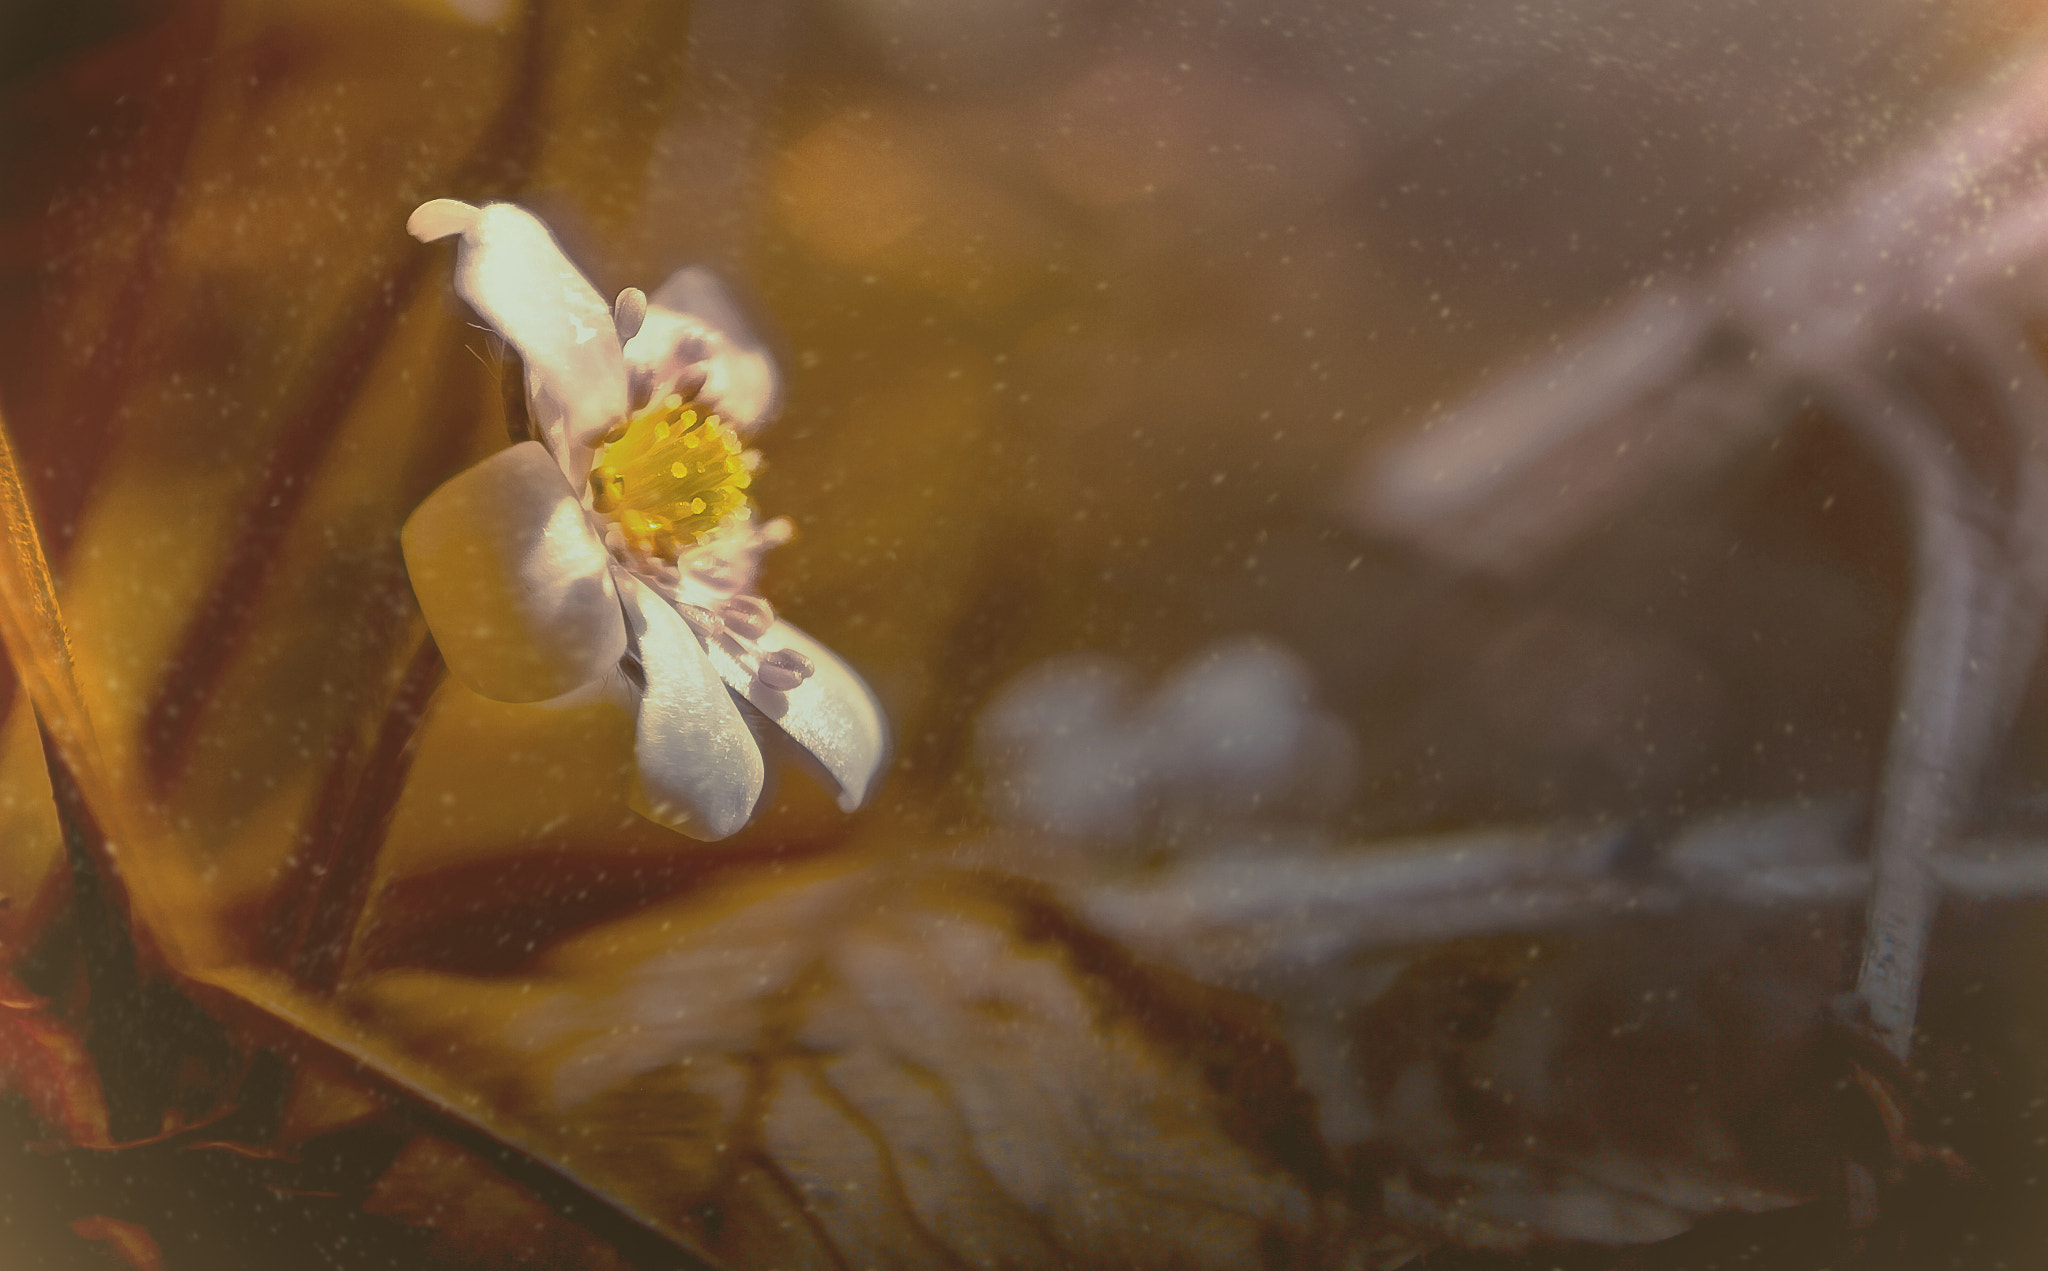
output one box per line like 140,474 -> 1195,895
275,635 -> 445,994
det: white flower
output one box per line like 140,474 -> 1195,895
399,199 -> 886,839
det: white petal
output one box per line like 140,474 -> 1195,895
410,199 -> 628,471
708,622 -> 888,811
622,266 -> 781,431
619,576 -> 765,839
402,441 -> 625,702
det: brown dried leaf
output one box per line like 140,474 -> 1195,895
1000,811 -> 1846,1251
0,412 -> 97,789
0,699 -> 64,961
351,855 -> 1329,1269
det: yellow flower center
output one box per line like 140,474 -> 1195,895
589,394 -> 755,560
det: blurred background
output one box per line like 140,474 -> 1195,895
7,0 -> 2048,1266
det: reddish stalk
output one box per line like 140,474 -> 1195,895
277,634 -> 445,994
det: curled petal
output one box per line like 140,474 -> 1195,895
708,622 -> 887,811
409,199 -> 628,472
619,577 -> 765,839
402,442 -> 625,702
623,266 -> 781,431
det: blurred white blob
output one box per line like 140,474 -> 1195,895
977,637 -> 1355,846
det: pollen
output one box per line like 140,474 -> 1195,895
590,394 -> 757,559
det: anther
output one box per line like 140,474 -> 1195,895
757,647 -> 814,691
722,594 -> 775,638
592,393 -> 762,558
614,288 -> 647,342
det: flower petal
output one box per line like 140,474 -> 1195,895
708,623 -> 888,811
622,266 -> 781,431
402,441 -> 625,702
409,199 -> 628,471
619,576 -> 765,839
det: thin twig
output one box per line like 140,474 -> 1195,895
1053,815 -> 2048,981
282,634 -> 445,994
1815,371 -> 2011,1061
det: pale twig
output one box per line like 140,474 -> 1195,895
1346,47 -> 2048,1073
1809,371 -> 2010,1061
1055,807 -> 2048,984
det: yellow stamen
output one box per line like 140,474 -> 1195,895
590,395 -> 757,557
